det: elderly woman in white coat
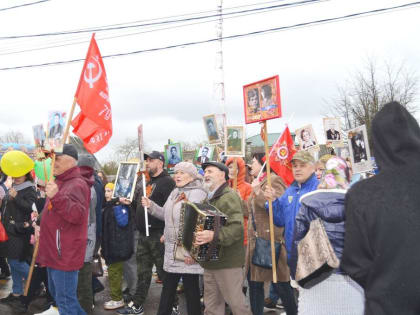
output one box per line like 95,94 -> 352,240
142,162 -> 206,315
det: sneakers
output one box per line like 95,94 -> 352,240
34,305 -> 60,315
104,299 -> 125,310
117,301 -> 144,315
263,297 -> 284,310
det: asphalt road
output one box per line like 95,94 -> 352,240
0,275 -> 283,315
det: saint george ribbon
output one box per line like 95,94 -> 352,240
263,126 -> 296,186
71,33 -> 112,153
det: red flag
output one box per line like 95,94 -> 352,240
268,126 -> 297,186
71,34 -> 112,154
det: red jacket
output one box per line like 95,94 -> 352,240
38,166 -> 93,271
226,157 -> 252,245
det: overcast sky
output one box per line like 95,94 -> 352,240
0,0 -> 419,162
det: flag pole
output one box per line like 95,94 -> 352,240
63,97 -> 78,144
262,121 -> 277,283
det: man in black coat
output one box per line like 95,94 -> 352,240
341,102 -> 420,315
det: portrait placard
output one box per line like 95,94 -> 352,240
45,111 -> 67,153
347,125 -> 372,174
295,124 -> 319,152
323,117 -> 342,145
203,114 -> 222,145
195,145 -> 214,165
243,75 -> 281,124
225,126 -> 245,157
165,143 -> 183,167
113,162 -> 139,201
32,124 -> 46,148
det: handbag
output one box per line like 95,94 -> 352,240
92,257 -> 104,277
250,204 -> 282,269
295,218 -> 340,289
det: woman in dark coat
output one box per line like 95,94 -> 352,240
0,171 -> 37,302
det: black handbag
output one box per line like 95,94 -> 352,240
250,205 -> 282,269
92,257 -> 104,277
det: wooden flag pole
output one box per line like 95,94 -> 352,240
262,121 -> 278,283
42,160 -> 48,184
63,97 -> 78,144
24,238 -> 39,296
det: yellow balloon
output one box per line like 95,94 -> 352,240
0,150 -> 34,177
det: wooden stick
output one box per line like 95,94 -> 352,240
262,121 -> 277,283
49,153 -> 56,183
24,238 -> 39,296
42,160 -> 48,183
62,97 -> 78,144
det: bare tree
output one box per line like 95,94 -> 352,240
327,58 -> 418,136
114,137 -> 139,161
0,130 -> 28,143
102,160 -> 119,175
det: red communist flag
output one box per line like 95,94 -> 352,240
71,33 -> 112,154
268,126 -> 297,186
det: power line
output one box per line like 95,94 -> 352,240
0,0 -> 50,12
1,1 -> 419,71
0,0 -> 326,56
0,0 -> 324,40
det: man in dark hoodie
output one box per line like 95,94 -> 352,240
118,151 -> 175,315
38,144 -> 93,315
341,102 -> 420,315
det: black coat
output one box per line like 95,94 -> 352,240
101,200 -> 134,265
341,102 -> 420,315
0,184 -> 37,261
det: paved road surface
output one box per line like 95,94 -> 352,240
0,276 -> 283,315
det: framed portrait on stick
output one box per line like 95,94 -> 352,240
295,124 -> 319,152
45,111 -> 67,153
323,117 -> 342,144
203,114 -> 222,145
32,124 -> 46,148
243,75 -> 281,124
165,143 -> 183,167
113,162 -> 139,201
347,125 -> 372,174
195,145 -> 214,165
225,126 -> 245,157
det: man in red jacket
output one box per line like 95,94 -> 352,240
38,144 -> 93,315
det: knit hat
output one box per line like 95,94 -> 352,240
105,182 -> 115,190
174,162 -> 198,179
318,156 -> 350,190
78,154 -> 95,168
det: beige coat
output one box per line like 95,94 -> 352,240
245,174 -> 290,282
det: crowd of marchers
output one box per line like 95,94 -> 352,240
0,102 -> 419,315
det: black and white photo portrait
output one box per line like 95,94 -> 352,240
203,114 -> 221,144
196,145 -> 213,164
347,125 -> 372,174
323,118 -> 342,142
165,143 -> 183,166
113,162 -> 139,201
225,125 -> 245,157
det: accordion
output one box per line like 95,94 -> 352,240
180,201 -> 228,262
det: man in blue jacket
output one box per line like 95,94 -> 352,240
264,150 -> 319,266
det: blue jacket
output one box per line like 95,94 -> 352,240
290,189 -> 346,278
268,173 -> 319,262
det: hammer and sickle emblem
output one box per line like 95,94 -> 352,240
277,145 -> 288,160
84,56 -> 102,88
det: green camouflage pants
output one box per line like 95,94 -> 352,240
77,262 -> 93,315
108,262 -> 124,301
132,231 -> 166,305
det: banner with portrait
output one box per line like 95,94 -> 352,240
113,162 -> 139,201
323,117 -> 343,146
243,75 -> 281,124
203,114 -> 222,145
195,145 -> 214,165
165,143 -> 183,168
45,111 -> 67,153
295,124 -> 319,153
224,125 -> 245,157
347,125 -> 372,174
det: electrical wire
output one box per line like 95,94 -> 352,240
0,1 -> 419,71
0,0 -> 50,12
0,0 -> 324,40
0,0 -> 327,56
